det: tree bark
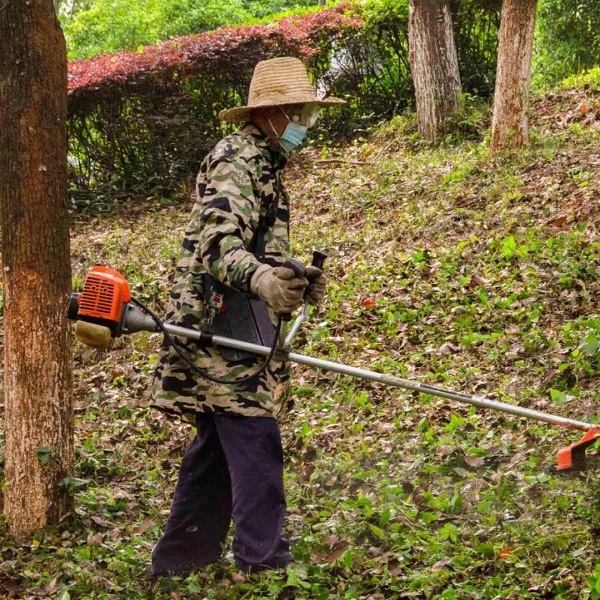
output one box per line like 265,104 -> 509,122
490,0 -> 537,151
0,0 -> 73,534
408,0 -> 462,141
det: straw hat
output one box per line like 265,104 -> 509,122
219,57 -> 345,122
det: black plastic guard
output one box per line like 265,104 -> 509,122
203,274 -> 275,362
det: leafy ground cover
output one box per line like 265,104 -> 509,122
1,76 -> 600,599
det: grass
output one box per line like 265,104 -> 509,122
1,81 -> 600,598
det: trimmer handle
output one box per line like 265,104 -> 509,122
282,257 -> 307,279
282,250 -> 327,279
279,258 -> 306,322
279,250 -> 327,321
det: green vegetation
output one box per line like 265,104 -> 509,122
59,0 -> 322,60
534,0 -> 600,89
62,0 -> 598,203
1,76 -> 599,598
61,0 -> 600,94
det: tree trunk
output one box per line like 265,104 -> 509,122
0,0 -> 73,534
408,0 -> 462,141
490,0 -> 537,151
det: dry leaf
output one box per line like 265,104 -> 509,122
91,515 -> 112,528
231,571 -> 246,584
87,533 -> 103,546
325,540 -> 350,563
464,455 -> 485,468
432,559 -> 452,571
135,519 -> 155,534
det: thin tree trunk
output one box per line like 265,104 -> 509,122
0,0 -> 73,535
409,0 -> 462,140
490,0 -> 537,151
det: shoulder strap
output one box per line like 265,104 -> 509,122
247,173 -> 281,260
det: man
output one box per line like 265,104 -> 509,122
150,56 -> 344,576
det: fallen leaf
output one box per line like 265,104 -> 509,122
135,519 -> 155,534
432,559 -> 452,571
464,455 -> 485,468
231,571 -> 245,584
87,533 -> 102,546
90,515 -> 112,528
387,558 -> 404,576
325,540 -> 350,563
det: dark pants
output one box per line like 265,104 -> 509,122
151,413 -> 293,575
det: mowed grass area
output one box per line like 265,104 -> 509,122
1,75 -> 600,599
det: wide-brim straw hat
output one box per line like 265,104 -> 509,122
219,56 -> 345,122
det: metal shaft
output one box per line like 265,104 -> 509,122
164,323 -> 595,433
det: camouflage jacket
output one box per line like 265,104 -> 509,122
151,123 -> 291,419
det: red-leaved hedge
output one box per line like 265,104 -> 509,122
68,9 -> 363,110
66,6 -> 369,200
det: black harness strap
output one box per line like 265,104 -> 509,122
247,175 -> 280,261
203,173 -> 281,363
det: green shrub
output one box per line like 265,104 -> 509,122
66,6 -> 365,201
60,0 -> 309,60
533,0 -> 600,89
66,1 -> 503,200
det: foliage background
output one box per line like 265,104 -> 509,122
62,0 -> 600,93
64,0 -> 504,203
1,1 -> 599,598
533,0 -> 600,89
61,0 -> 600,201
59,0 -> 322,60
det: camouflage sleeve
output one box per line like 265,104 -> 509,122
197,153 -> 262,291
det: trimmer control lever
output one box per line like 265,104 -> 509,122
311,250 -> 327,272
279,249 -> 328,350
279,252 -> 327,322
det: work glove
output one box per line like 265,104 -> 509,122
304,265 -> 327,306
250,264 -> 308,314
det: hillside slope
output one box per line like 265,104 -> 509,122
1,76 -> 599,599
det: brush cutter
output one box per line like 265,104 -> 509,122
67,259 -> 600,471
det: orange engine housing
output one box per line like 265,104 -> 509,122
77,266 -> 131,325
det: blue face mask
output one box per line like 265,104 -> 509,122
279,121 -> 307,152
